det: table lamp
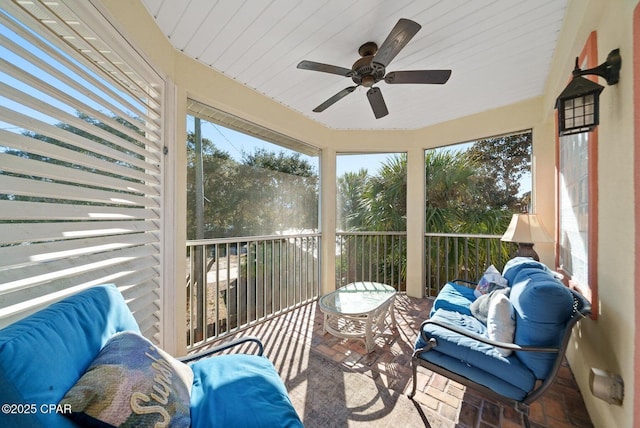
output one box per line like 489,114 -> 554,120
501,213 -> 553,261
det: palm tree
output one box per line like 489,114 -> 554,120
362,154 -> 407,232
337,169 -> 369,231
424,149 -> 514,288
336,149 -> 517,290
424,150 -> 477,233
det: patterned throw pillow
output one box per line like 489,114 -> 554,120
60,331 -> 193,428
474,265 -> 508,298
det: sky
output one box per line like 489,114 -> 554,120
336,153 -> 392,176
0,16 -> 148,136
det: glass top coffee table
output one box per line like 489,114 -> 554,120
318,281 -> 397,353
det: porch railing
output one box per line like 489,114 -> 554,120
185,231 -> 512,349
425,232 -> 513,296
334,231 -> 512,296
186,233 -> 320,351
336,231 -> 407,291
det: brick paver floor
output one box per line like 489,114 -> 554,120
195,293 -> 594,427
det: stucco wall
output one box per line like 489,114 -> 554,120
542,1 -> 637,428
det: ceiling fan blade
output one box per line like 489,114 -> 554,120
385,70 -> 452,84
297,60 -> 353,77
366,87 -> 389,119
313,86 -> 357,112
372,18 -> 421,68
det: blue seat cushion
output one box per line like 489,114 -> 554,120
509,275 -> 574,379
190,354 -> 303,428
415,309 -> 536,394
431,282 -> 477,317
0,284 -> 140,428
417,348 -> 530,401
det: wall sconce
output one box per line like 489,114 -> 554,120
501,213 -> 553,262
555,48 -> 621,136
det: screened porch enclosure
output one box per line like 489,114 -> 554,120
1,0 -> 523,353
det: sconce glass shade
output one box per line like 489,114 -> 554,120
501,214 -> 553,244
556,76 -> 604,136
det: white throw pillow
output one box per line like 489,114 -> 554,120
486,293 -> 516,357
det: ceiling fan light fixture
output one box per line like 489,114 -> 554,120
361,75 -> 377,87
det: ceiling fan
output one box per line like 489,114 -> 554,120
297,18 -> 451,119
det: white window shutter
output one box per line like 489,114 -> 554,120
0,1 -> 164,343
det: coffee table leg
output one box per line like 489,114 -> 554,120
389,296 -> 397,329
323,312 -> 329,334
365,314 -> 374,353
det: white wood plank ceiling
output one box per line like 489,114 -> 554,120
141,0 -> 568,130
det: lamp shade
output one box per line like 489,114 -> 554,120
501,214 -> 553,244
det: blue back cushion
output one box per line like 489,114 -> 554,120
509,274 -> 573,379
0,284 -> 139,428
502,257 -> 552,284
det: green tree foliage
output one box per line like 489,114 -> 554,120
240,148 -> 318,235
361,154 -> 407,231
186,136 -> 319,239
337,135 -> 531,235
424,150 -> 477,233
337,169 -> 369,230
335,134 -> 531,286
1,112 -> 146,204
466,133 -> 532,212
337,155 -> 409,232
186,131 -> 240,239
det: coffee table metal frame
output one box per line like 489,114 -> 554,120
318,281 -> 397,353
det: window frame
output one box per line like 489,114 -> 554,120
555,31 -> 599,319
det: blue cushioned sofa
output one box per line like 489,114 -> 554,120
0,284 -> 303,428
408,258 -> 591,427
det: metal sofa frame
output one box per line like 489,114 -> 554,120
408,283 -> 591,428
178,336 -> 265,363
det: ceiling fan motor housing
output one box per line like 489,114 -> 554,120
352,42 -> 385,87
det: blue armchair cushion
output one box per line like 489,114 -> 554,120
415,309 -> 536,394
501,257 -> 552,284
0,284 -> 139,428
60,331 -> 193,428
509,275 -> 574,379
417,347 -> 530,401
190,354 -> 303,428
431,282 -> 476,317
